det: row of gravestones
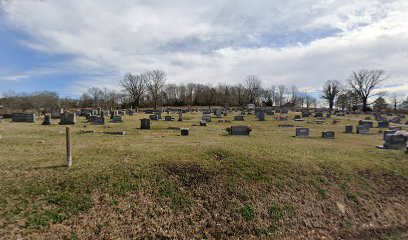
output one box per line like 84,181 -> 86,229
296,126 -> 407,150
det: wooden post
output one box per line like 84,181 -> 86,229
66,127 -> 72,167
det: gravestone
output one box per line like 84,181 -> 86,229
227,125 -> 251,135
202,115 -> 212,123
359,120 -> 373,128
357,125 -> 370,135
200,120 -> 207,126
51,108 -> 63,119
378,121 -> 389,128
381,134 -> 407,149
314,112 -> 323,118
92,116 -> 105,125
165,116 -> 172,121
111,115 -> 123,123
178,112 -> 183,121
42,115 -> 52,125
390,117 -> 401,124
215,110 -> 222,118
59,112 -> 76,125
97,107 -> 102,116
140,118 -> 151,129
266,111 -> 275,116
296,127 -> 310,138
389,127 -> 402,131
256,111 -> 265,121
12,113 -> 36,123
294,115 -> 303,121
383,130 -> 397,140
322,131 -> 335,139
181,128 -> 189,136
326,114 -> 331,118
150,114 -> 159,121
345,125 -> 353,133
281,109 -> 288,114
234,115 -> 245,121
332,120 -> 340,124
302,112 -> 310,118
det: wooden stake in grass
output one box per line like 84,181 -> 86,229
66,127 -> 72,167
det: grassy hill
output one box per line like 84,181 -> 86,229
0,112 -> 407,239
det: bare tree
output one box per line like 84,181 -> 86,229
145,69 -> 167,109
321,80 -> 342,111
276,85 -> 287,107
244,75 -> 262,104
270,85 -> 277,106
120,73 -> 146,107
348,69 -> 387,112
390,93 -> 401,111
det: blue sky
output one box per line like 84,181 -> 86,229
0,0 -> 407,99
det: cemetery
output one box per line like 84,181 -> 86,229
1,108 -> 407,239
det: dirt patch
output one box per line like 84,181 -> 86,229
164,163 -> 213,187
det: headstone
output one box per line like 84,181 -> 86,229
234,115 -> 245,121
202,115 -> 212,123
227,125 -> 251,135
296,127 -> 310,138
345,125 -> 353,133
314,112 -> 323,118
92,116 -> 105,125
59,112 -> 76,125
215,109 -> 222,118
390,117 -> 401,124
150,114 -> 159,121
359,120 -> 374,128
165,116 -> 172,121
42,115 -> 52,125
322,131 -> 335,139
199,120 -> 207,126
332,120 -> 340,124
178,112 -> 183,121
357,125 -> 370,135
140,118 -> 151,129
12,113 -> 36,123
111,115 -> 123,123
383,130 -> 397,140
381,134 -> 407,149
302,112 -> 310,118
256,111 -> 265,121
378,121 -> 389,128
181,128 -> 189,136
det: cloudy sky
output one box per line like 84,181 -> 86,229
0,0 -> 407,98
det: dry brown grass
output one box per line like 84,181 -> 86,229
0,112 -> 407,239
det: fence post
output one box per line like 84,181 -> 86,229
66,127 -> 72,167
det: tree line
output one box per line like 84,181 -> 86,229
1,69 -> 407,112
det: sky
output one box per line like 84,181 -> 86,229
0,0 -> 407,99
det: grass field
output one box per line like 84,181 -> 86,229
0,112 -> 407,239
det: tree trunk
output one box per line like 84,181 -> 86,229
362,98 -> 368,112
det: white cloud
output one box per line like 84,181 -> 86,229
1,0 -> 408,96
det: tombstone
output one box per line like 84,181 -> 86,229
223,111 -> 228,117
199,120 -> 207,126
326,113 -> 331,118
12,113 -> 36,123
315,120 -> 324,124
97,107 -> 102,116
302,112 -> 310,118
378,121 -> 389,128
181,128 -> 189,136
234,115 -> 245,121
359,120 -> 374,128
266,111 -> 275,116
365,116 -> 371,120
295,127 -> 310,138
215,109 -> 222,118
322,131 -> 335,139
51,108 -> 63,119
383,130 -> 397,140
140,118 -> 151,129
42,115 -> 52,125
92,110 -> 98,116
59,112 -> 76,125
145,109 -> 153,114
314,112 -> 323,118
381,134 -> 407,149
281,109 -> 288,114
389,127 -> 402,131
332,120 -> 340,124
357,125 -> 370,135
178,112 -> 183,122
256,111 -> 265,121
294,115 -> 302,121
92,116 -> 105,125
227,125 -> 251,135
111,115 -> 123,123
202,115 -> 212,123
181,109 -> 187,114
165,116 -> 172,121
344,125 -> 353,133
150,114 -> 159,121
